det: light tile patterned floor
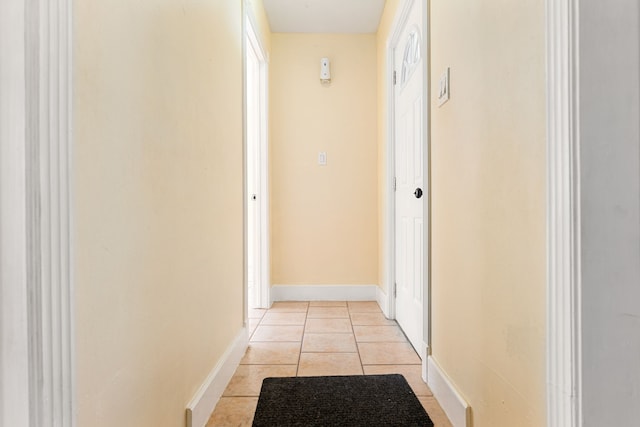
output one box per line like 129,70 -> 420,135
206,301 -> 453,427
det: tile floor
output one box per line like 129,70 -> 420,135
206,301 -> 453,426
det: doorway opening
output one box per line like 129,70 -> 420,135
245,12 -> 270,310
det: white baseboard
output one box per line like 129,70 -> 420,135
427,356 -> 471,427
270,284 -> 378,302
421,344 -> 429,380
186,328 -> 248,427
376,286 -> 390,318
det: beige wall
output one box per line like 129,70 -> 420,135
270,34 -> 378,285
73,0 -> 244,425
375,0 -> 400,290
430,0 -> 546,426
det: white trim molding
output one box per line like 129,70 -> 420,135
376,287 -> 390,318
546,0 -> 582,426
426,357 -> 470,427
33,0 -> 75,424
1,0 -> 74,425
270,285 -> 378,303
186,329 -> 249,427
32,0 -> 75,424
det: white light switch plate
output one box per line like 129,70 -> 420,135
318,152 -> 327,165
438,67 -> 450,107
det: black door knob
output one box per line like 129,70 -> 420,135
414,188 -> 423,199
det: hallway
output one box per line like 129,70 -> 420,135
207,301 -> 452,426
6,0 -> 640,425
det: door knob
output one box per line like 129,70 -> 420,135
414,188 -> 423,199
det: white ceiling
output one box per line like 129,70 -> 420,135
263,0 -> 386,34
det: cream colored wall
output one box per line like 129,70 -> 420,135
74,1 -> 244,425
376,0 -> 400,291
430,1 -> 546,426
270,34 -> 378,285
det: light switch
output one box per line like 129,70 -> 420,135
438,67 -> 450,107
318,152 -> 327,165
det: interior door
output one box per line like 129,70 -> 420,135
394,0 -> 425,354
246,29 -> 261,309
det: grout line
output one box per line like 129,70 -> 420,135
353,311 -> 366,375
295,303 -> 309,376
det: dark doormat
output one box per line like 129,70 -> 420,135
252,374 -> 434,427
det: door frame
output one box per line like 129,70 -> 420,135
0,0 -> 75,424
546,0 -> 582,425
243,1 -> 270,311
384,0 -> 431,373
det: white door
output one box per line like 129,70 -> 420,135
394,0 -> 425,354
246,38 -> 260,309
245,15 -> 269,309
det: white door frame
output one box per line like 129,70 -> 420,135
384,0 -> 430,372
546,0 -> 582,425
243,1 -> 270,311
0,0 -> 74,425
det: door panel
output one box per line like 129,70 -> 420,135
246,26 -> 263,309
394,0 -> 425,354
